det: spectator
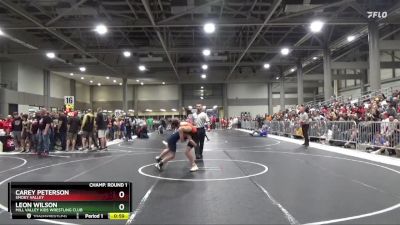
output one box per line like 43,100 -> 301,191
67,112 -> 80,151
31,113 -> 40,153
20,114 -> 31,152
58,112 -> 68,151
124,116 -> 132,141
38,108 -> 52,156
96,108 -> 108,150
11,112 -> 22,151
81,109 -> 95,150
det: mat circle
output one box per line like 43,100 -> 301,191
138,159 -> 268,182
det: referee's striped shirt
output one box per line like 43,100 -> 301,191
193,112 -> 210,128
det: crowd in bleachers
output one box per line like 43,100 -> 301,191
238,88 -> 400,157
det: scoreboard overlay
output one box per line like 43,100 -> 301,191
8,182 -> 132,220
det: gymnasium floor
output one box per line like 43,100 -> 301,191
0,129 -> 400,225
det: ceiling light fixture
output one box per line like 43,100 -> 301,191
80,77 -> 84,80
90,80 -> 93,83
171,108 -> 177,112
119,83 -> 122,86
281,48 -> 290,56
162,82 -> 165,85
313,57 -> 317,60
347,35 -> 355,42
46,52 -> 55,59
95,24 -> 108,35
0,28 -> 4,36
200,97 -> 204,99
79,66 -> 86,72
263,63 -> 270,69
310,20 -> 324,33
97,83 -> 101,86
106,76 -> 110,79
202,48 -> 211,56
202,64 -> 208,70
113,80 -> 117,83
70,73 -> 74,76
201,74 -> 207,79
123,51 -> 131,57
138,65 -> 146,71
140,82 -> 144,85
203,22 -> 216,34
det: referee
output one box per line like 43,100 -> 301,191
299,106 -> 309,147
192,104 -> 210,159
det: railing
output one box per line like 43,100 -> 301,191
358,121 -> 400,153
240,120 -> 258,130
240,120 -> 399,154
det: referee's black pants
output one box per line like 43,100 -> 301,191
194,127 -> 206,157
302,124 -> 309,146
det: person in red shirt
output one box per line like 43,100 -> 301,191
4,115 -> 13,135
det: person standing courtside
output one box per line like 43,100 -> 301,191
81,109 -> 95,151
38,108 -> 52,156
95,108 -> 108,150
192,104 -> 210,159
299,106 -> 310,147
58,112 -> 68,151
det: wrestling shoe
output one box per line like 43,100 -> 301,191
155,162 -> 163,171
190,164 -> 199,172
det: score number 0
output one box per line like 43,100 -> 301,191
119,191 -> 125,211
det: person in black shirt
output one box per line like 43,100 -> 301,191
11,112 -> 23,151
38,108 -> 52,156
50,113 -> 58,151
95,108 -> 108,150
67,112 -> 80,151
58,112 -> 68,151
124,116 -> 132,141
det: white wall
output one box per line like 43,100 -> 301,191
93,86 -> 122,101
128,86 -> 133,100
50,73 -> 70,98
338,88 -> 362,99
227,84 -> 269,117
228,106 -> 268,117
228,83 -> 268,99
138,85 -> 178,100
18,105 -> 30,114
18,63 -> 43,95
382,80 -> 400,89
1,62 -> 18,90
76,82 -> 90,103
272,105 -> 295,114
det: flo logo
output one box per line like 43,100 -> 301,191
367,11 -> 388,19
